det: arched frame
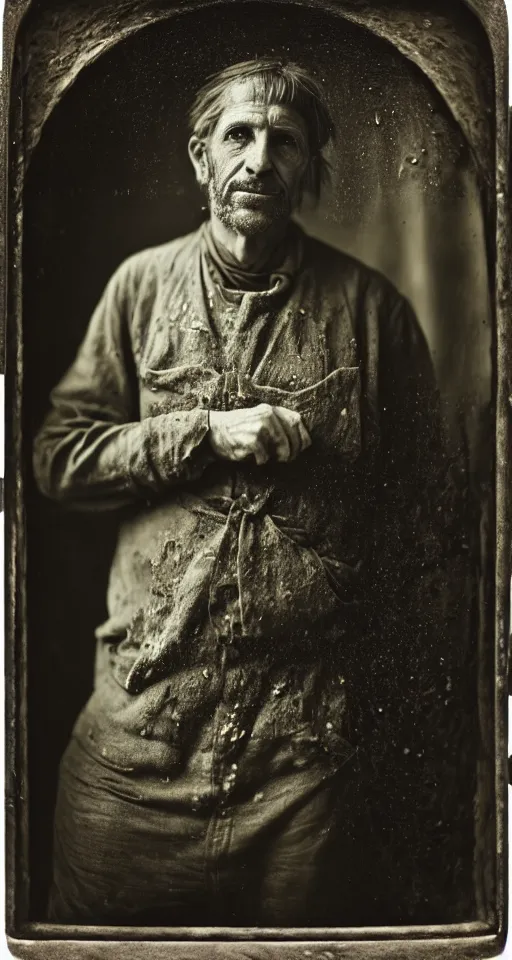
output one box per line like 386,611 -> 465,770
2,0 -> 510,957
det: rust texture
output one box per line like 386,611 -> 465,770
18,0 -> 494,184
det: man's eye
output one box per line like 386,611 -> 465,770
225,127 -> 251,143
271,133 -> 297,149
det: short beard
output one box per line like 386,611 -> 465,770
206,177 -> 293,237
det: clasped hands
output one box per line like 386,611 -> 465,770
209,403 -> 311,465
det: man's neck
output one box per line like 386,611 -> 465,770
209,216 -> 288,272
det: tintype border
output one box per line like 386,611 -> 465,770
3,0 -> 510,957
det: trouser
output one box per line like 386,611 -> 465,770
48,732 -> 345,927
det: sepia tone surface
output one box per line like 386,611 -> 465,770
4,0 -> 510,956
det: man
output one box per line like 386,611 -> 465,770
34,58 -> 444,926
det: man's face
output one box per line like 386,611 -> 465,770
194,79 -> 310,235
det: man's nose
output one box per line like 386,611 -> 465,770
244,131 -> 272,175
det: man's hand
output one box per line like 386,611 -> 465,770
208,404 -> 311,465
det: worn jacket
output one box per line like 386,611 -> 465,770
33,224 -> 443,778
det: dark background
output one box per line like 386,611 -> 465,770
23,3 -> 485,923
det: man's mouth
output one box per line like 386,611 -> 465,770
230,185 -> 281,198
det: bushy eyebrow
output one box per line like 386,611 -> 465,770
222,121 -> 255,134
217,105 -> 306,127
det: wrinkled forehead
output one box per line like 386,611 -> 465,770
214,78 -> 309,138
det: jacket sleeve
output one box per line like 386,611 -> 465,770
33,257 -> 214,510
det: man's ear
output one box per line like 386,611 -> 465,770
188,136 -> 209,188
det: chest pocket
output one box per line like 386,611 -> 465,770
138,363 -> 221,418
247,367 -> 361,461
137,301 -> 221,418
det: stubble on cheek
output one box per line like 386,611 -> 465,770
207,167 -> 292,234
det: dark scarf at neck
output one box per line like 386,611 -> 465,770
203,223 -> 293,292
